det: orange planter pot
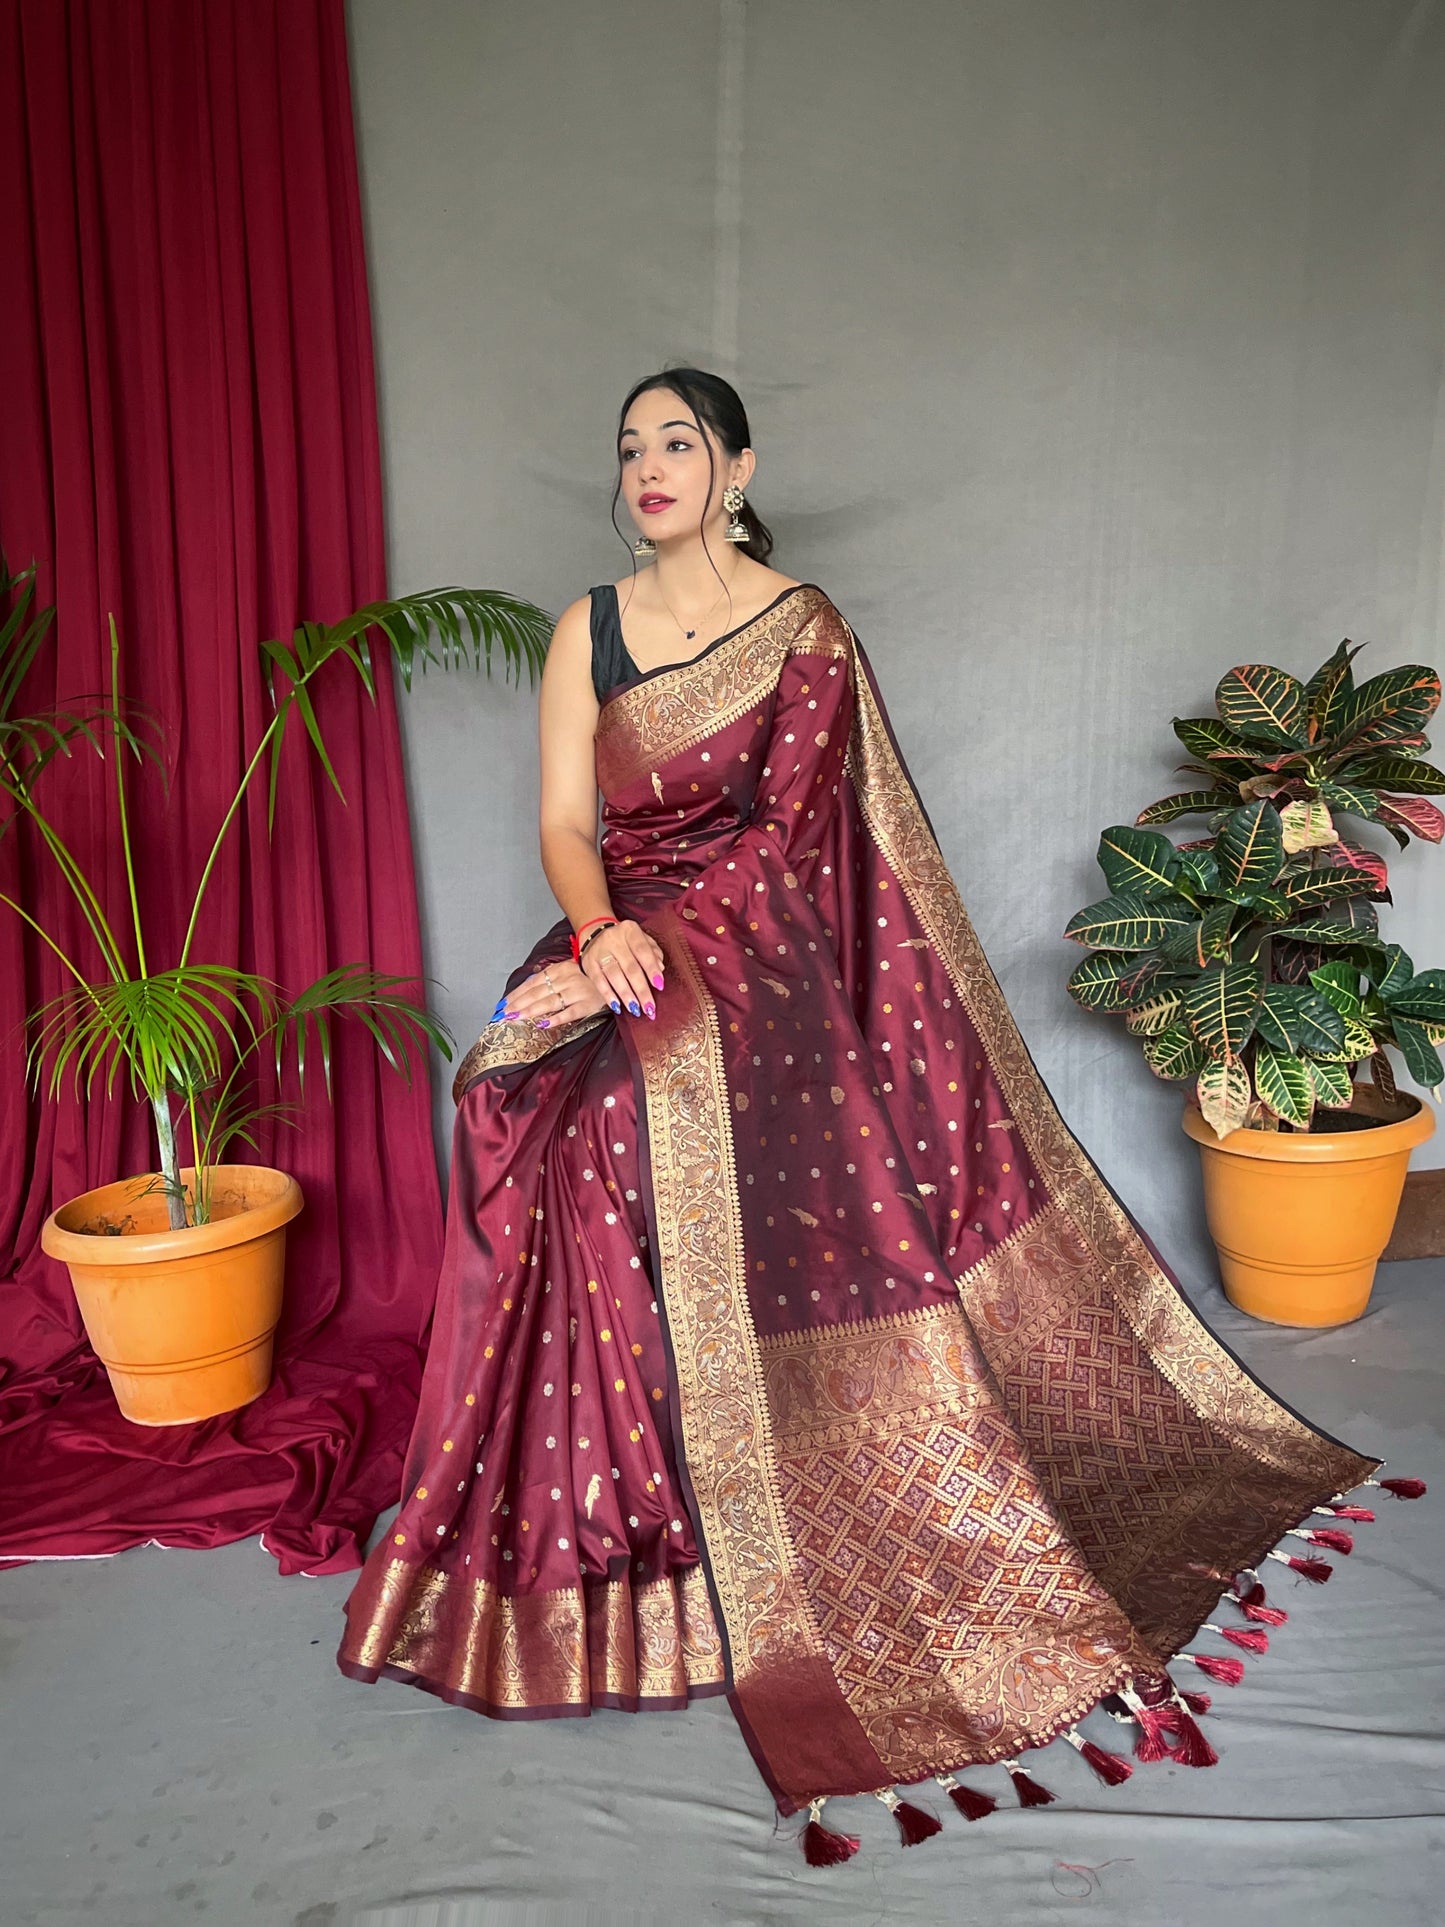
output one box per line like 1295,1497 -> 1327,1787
40,1164 -> 304,1426
1182,1086 -> 1435,1327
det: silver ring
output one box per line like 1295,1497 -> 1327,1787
599,953 -> 616,965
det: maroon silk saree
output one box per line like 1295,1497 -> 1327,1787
339,583 -> 1400,1847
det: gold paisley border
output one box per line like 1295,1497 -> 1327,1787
846,627 -> 1373,1490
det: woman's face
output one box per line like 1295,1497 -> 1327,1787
617,390 -> 752,542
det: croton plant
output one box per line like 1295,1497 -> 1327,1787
1065,640 -> 1445,1137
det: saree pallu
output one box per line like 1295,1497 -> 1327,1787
339,583 -> 1394,1838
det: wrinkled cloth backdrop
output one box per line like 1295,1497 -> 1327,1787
0,0 -> 443,1573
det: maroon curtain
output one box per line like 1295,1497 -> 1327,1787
0,0 -> 444,1573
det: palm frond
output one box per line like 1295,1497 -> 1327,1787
26,965 -> 278,1104
274,964 -> 455,1098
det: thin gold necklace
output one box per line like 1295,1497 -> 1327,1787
654,565 -> 742,642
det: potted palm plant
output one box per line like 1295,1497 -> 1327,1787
1065,639 -> 1443,1326
2,557 -> 550,1424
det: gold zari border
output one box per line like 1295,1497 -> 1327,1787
342,1559 -> 724,1710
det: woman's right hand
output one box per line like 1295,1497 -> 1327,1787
581,918 -> 666,1020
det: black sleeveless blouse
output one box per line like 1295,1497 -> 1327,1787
588,584 -> 643,703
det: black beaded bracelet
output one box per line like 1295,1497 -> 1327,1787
578,920 -> 618,958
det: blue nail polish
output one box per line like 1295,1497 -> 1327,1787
609,999 -> 621,1013
628,999 -> 641,1016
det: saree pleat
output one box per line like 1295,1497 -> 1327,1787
340,583 -> 1382,1819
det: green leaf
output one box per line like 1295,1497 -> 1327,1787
1271,919 -> 1386,950
1277,868 -> 1383,914
1308,960 -> 1363,1016
1172,716 -> 1257,763
1343,755 -> 1445,795
1390,1015 -> 1445,1088
1173,847 -> 1220,894
1216,664 -> 1307,746
1214,800 -> 1285,893
1063,891 -> 1199,951
1184,959 -> 1263,1060
1197,1058 -> 1252,1135
1337,665 -> 1442,748
1317,780 -> 1380,818
1388,968 -> 1445,1026
1255,983 -> 1344,1053
1096,825 -> 1182,899
1305,639 -> 1362,741
1160,900 -> 1244,968
1066,952 -> 1142,1011
1369,944 -> 1414,1001
1307,1058 -> 1355,1109
1143,1024 -> 1208,1078
1125,990 -> 1185,1036
1253,1041 -> 1314,1125
1136,791 -> 1225,826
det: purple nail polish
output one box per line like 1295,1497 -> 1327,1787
644,1001 -> 655,1018
651,972 -> 665,989
536,1018 -> 550,1028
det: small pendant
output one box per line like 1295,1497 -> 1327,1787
685,628 -> 696,639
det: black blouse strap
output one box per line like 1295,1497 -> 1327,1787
588,583 -> 641,702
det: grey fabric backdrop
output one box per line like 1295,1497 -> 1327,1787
348,1 -> 1445,1289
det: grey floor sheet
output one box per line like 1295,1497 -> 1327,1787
3,1259 -> 1441,1927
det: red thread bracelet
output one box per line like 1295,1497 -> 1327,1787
570,916 -> 617,963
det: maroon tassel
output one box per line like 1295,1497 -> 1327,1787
1234,1580 -> 1288,1627
1378,1476 -> 1427,1499
1321,1505 -> 1375,1522
1166,1704 -> 1220,1768
1005,1760 -> 1057,1807
1270,1550 -> 1333,1582
1081,1739 -> 1134,1785
1181,1650 -> 1246,1685
802,1818 -> 860,1866
1065,1730 -> 1134,1785
937,1774 -> 997,1820
1302,1527 -> 1354,1556
1178,1687 -> 1212,1717
1204,1621 -> 1269,1654
1134,1704 -> 1177,1762
892,1800 -> 943,1846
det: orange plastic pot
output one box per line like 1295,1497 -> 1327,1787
1182,1086 -> 1435,1326
40,1164 -> 303,1426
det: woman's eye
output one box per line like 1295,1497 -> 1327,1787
621,441 -> 692,459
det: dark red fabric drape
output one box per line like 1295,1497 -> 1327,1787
0,0 -> 444,1573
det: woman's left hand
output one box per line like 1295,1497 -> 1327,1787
499,957 -> 609,1028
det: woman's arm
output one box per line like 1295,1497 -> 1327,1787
537,597 -> 613,931
501,597 -> 664,1025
